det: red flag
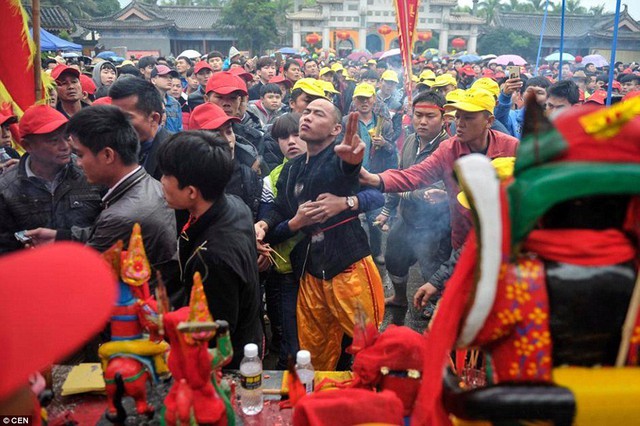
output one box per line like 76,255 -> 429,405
394,0 -> 420,105
0,0 -> 38,114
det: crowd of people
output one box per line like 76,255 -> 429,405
1,46 -> 640,372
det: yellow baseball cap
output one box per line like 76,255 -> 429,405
445,88 -> 465,104
431,73 -> 457,88
419,70 -> 436,82
380,69 -> 399,83
353,82 -> 376,98
331,62 -> 344,72
444,88 -> 495,114
319,67 -> 335,77
317,80 -> 339,94
471,77 -> 500,97
367,59 -> 377,65
411,75 -> 420,83
292,78 -> 327,98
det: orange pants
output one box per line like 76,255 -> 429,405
297,256 -> 385,371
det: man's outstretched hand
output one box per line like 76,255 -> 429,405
335,112 -> 365,165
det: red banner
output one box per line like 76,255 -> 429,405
0,0 -> 37,114
394,0 -> 420,104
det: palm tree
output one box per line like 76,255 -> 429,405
588,3 -> 606,16
526,0 -> 555,11
478,0 -> 504,24
565,0 -> 587,14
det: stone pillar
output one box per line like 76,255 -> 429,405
293,21 -> 302,49
468,25 -> 478,54
323,26 -> 330,50
359,27 -> 368,50
439,28 -> 449,55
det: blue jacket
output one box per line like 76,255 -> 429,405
164,94 -> 183,133
495,92 -> 525,139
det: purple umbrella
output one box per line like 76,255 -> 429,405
581,54 -> 608,68
490,54 -> 527,66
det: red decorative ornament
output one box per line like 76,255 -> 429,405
451,37 -> 466,49
336,31 -> 350,41
306,33 -> 321,45
377,24 -> 393,36
417,31 -> 432,42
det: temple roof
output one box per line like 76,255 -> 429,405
23,5 -> 74,32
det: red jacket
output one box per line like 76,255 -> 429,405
380,130 -> 518,249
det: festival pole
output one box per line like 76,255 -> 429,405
33,0 -> 42,102
606,0 -> 622,106
393,0 -> 419,106
558,0 -> 566,80
534,0 -> 550,75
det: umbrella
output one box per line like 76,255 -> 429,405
481,54 -> 497,60
545,52 -> 575,62
581,54 -> 608,68
347,50 -> 372,61
96,51 -> 117,59
421,48 -> 439,59
31,28 -> 81,52
62,52 -> 80,58
278,47 -> 298,55
458,54 -> 481,63
178,49 -> 201,59
379,48 -> 401,60
373,51 -> 384,59
490,54 -> 527,66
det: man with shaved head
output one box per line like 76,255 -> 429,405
255,99 -> 384,371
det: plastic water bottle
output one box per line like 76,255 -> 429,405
0,148 -> 11,164
295,350 -> 315,394
239,343 -> 263,415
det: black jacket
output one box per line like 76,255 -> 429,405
141,127 -> 172,181
0,156 -> 102,254
263,142 -> 371,280
177,195 -> 263,369
187,86 -> 205,111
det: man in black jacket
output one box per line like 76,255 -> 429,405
0,104 -> 102,254
157,131 -> 263,369
109,77 -> 171,180
254,99 -> 384,371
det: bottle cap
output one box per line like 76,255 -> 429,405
244,343 -> 258,357
296,350 -> 311,365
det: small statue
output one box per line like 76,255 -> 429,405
161,272 -> 234,426
99,224 -> 170,423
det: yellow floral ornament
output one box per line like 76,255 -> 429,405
121,223 -> 151,287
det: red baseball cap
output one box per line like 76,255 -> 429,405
482,68 -> 495,78
92,96 -> 112,105
269,74 -> 292,88
51,64 -> 80,81
151,65 -> 180,78
0,111 -> 17,126
0,242 -> 118,399
188,102 -> 240,130
585,90 -> 607,105
79,74 -> 97,95
229,66 -> 254,83
612,80 -> 622,91
193,61 -> 213,75
460,65 -> 476,76
205,71 -> 248,96
19,104 -> 68,138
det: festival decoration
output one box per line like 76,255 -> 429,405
99,226 -> 170,423
305,33 -> 322,45
451,37 -> 466,49
336,31 -> 350,41
377,24 -> 393,36
412,96 -> 640,425
393,0 -> 419,105
417,31 -> 432,42
162,272 -> 234,425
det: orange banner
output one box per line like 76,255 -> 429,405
394,0 -> 420,104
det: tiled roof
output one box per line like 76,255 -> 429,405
160,6 -> 222,30
23,5 -> 74,31
431,0 -> 458,5
494,11 -> 617,38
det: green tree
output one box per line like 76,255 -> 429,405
589,3 -> 605,16
221,0 -> 278,54
95,0 -> 120,16
272,0 -> 293,45
477,27 -> 537,59
46,0 -> 119,17
477,0 -> 504,24
565,0 -> 586,14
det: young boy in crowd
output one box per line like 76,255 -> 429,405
247,83 -> 284,131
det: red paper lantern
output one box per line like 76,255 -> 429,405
451,38 -> 466,49
377,25 -> 393,36
417,31 -> 432,42
336,31 -> 350,41
306,33 -> 321,45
